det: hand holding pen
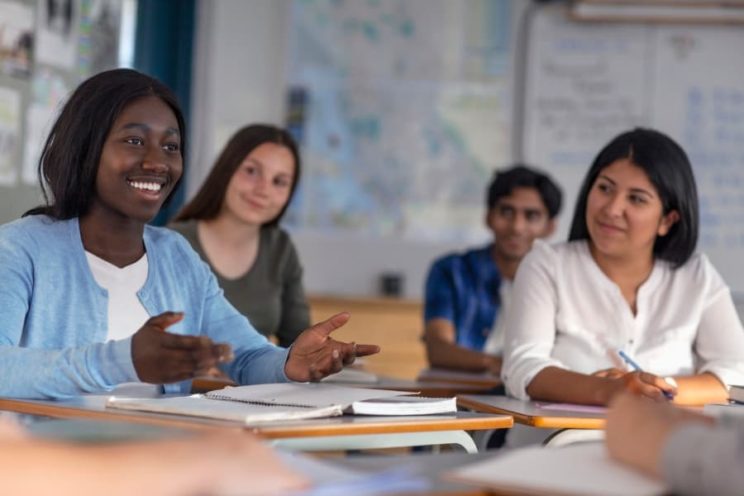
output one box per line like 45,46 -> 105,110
617,350 -> 677,401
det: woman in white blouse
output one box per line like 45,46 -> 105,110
502,128 -> 744,407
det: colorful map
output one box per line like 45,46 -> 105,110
285,0 -> 513,242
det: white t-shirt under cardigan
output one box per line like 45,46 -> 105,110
85,251 -> 150,341
502,240 -> 744,400
85,251 -> 162,396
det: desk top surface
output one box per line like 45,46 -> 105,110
457,395 -> 606,430
371,377 -> 502,397
416,368 -> 503,389
0,396 -> 513,438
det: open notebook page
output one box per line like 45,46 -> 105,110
204,383 -> 408,408
106,395 -> 344,424
106,384 -> 454,422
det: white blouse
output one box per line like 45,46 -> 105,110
502,240 -> 744,400
484,279 -> 512,356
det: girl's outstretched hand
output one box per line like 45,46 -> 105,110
284,312 -> 380,382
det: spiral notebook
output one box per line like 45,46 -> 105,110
106,383 -> 456,424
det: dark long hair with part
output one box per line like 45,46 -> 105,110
174,124 -> 301,228
25,68 -> 186,219
568,128 -> 699,268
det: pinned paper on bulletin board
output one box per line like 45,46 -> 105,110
22,72 -> 69,186
36,0 -> 80,70
0,1 -> 34,79
0,86 -> 20,186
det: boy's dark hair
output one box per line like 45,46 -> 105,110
174,124 -> 300,228
25,68 -> 185,219
568,127 -> 698,268
487,165 -> 562,219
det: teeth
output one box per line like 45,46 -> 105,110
128,181 -> 162,192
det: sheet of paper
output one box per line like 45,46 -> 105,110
0,86 -> 20,185
449,442 -> 666,496
36,0 -> 80,69
0,1 -> 33,78
22,72 -> 69,185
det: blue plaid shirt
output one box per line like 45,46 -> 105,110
424,245 -> 501,351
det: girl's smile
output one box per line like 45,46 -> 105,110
92,95 -> 183,225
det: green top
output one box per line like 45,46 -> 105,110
169,220 -> 310,347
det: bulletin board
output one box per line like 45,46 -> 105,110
0,0 -> 122,223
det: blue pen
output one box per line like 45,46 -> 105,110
617,350 -> 675,400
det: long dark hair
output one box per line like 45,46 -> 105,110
25,68 -> 186,219
174,124 -> 301,228
568,128 -> 699,268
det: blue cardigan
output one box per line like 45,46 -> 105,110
0,215 -> 288,399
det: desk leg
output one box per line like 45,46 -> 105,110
270,430 -> 478,453
542,428 -> 604,447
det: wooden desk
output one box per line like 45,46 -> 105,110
0,396 -> 512,453
457,395 -> 606,430
417,368 -> 503,389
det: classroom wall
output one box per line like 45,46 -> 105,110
189,0 -> 530,299
3,2 -> 741,300
0,183 -> 40,224
189,0 -> 744,299
189,0 -> 290,200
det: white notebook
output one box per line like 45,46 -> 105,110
106,383 -> 456,424
448,442 -> 667,496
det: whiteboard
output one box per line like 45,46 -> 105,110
523,5 -> 744,292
